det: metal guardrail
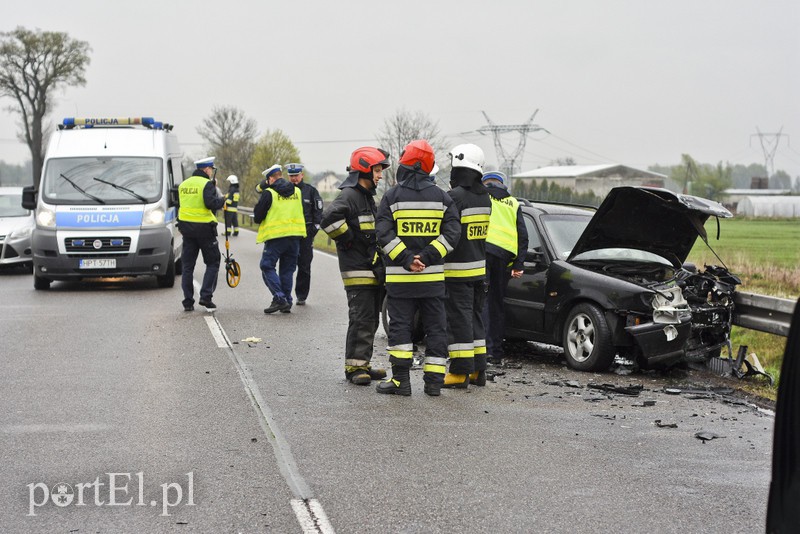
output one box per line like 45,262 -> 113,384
732,291 -> 796,337
236,207 -> 257,228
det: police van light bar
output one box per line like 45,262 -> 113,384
60,117 -> 168,130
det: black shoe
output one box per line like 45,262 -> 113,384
487,357 -> 503,367
279,304 -> 292,314
368,368 -> 387,380
264,299 -> 290,314
376,378 -> 411,396
198,299 -> 216,309
424,382 -> 442,397
296,299 -> 306,306
347,371 -> 371,385
469,370 -> 487,387
183,304 -> 194,312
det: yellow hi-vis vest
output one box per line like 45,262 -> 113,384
178,175 -> 217,223
486,195 -> 519,257
256,188 -> 307,243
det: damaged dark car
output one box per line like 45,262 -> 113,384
504,186 -> 739,372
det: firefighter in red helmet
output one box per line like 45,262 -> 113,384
375,140 -> 461,396
322,147 -> 391,384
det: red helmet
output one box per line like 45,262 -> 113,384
398,139 -> 435,174
349,147 -> 390,173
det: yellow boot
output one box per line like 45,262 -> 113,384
442,373 -> 469,389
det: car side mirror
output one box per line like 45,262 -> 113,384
523,248 -> 544,269
21,185 -> 37,210
169,186 -> 179,207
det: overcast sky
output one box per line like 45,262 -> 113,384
2,0 -> 799,179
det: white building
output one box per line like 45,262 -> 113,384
736,195 -> 800,218
512,164 -> 668,198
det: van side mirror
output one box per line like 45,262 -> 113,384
21,185 -> 37,210
169,186 -> 179,207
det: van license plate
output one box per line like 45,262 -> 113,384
79,259 -> 116,269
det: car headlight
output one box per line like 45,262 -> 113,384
142,204 -> 165,226
36,205 -> 56,228
8,225 -> 33,240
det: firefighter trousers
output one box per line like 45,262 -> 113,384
445,280 -> 488,375
387,295 -> 448,385
344,286 -> 383,374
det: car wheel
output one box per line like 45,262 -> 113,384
156,253 -> 176,288
562,303 -> 615,371
34,274 -> 51,290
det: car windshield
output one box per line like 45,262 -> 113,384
539,214 -> 591,259
0,193 -> 29,217
41,157 -> 163,205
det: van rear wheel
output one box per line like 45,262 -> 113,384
34,274 -> 51,290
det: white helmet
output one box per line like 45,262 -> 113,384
227,175 -> 239,184
449,144 -> 485,173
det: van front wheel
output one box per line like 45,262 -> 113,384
156,254 -> 176,288
34,275 -> 51,290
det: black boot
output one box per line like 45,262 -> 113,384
346,370 -> 371,385
368,368 -> 387,380
376,366 -> 411,396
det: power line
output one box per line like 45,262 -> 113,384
751,127 -> 789,178
477,110 -> 548,176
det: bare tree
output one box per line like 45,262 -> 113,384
197,105 -> 258,192
0,27 -> 91,186
376,108 -> 447,188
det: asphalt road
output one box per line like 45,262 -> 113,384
0,230 -> 775,533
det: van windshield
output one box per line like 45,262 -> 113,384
42,157 -> 163,205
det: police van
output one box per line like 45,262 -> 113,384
22,117 -> 183,290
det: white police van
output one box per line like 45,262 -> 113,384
22,117 -> 183,290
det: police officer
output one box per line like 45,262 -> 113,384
321,148 -> 390,384
442,144 -> 492,389
177,156 -> 226,311
253,164 -> 307,314
481,171 -> 528,368
376,140 -> 460,397
286,163 -> 323,305
224,175 -> 240,236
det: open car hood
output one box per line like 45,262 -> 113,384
567,186 -> 732,266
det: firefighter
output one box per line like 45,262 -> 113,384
481,171 -> 528,368
224,175 -> 240,236
375,139 -> 461,396
253,164 -> 307,314
321,147 -> 390,384
442,144 -> 492,389
177,156 -> 226,311
286,163 -> 323,305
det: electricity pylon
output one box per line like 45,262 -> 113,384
751,127 -> 789,180
477,110 -> 548,178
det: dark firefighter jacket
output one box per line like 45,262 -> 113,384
297,180 -> 324,233
177,169 -> 226,238
445,167 -> 492,282
485,183 -> 529,271
321,172 -> 382,289
225,183 -> 240,212
376,165 -> 460,298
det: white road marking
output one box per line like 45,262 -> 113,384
206,313 -> 336,533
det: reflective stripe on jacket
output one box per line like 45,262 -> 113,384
444,186 -> 492,281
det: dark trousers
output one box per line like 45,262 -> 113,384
224,211 -> 238,235
260,237 -> 300,304
446,280 -> 488,374
295,231 -> 315,301
181,235 -> 220,306
344,287 -> 383,373
482,253 -> 512,360
387,296 -> 448,385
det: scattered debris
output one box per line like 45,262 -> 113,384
654,419 -> 678,428
592,414 -> 618,420
694,431 -> 725,443
633,400 -> 657,407
241,337 -> 262,343
543,379 -> 582,388
664,388 -> 682,395
587,383 -> 643,396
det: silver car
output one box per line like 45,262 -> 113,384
0,186 -> 34,270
